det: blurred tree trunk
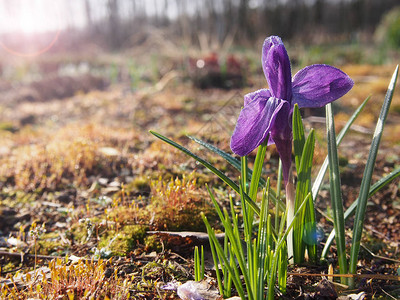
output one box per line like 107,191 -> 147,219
108,0 -> 121,49
177,0 -> 190,45
85,0 -> 92,28
222,0 -> 236,45
238,0 -> 254,43
206,0 -> 217,49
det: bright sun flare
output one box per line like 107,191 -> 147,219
0,1 -> 63,57
1,0 -> 62,34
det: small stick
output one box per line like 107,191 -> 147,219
287,272 -> 400,281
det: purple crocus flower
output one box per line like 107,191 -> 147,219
230,36 -> 354,182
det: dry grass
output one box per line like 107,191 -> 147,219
1,258 -> 135,299
0,123 -> 138,191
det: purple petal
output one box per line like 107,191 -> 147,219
262,36 -> 292,101
231,93 -> 283,156
292,64 -> 354,108
270,102 -> 292,183
274,137 -> 292,184
244,89 -> 271,107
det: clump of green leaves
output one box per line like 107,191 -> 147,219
151,66 -> 400,298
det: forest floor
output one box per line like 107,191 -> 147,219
0,43 -> 399,299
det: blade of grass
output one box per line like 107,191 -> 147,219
188,135 -> 254,179
312,96 -> 371,199
246,139 -> 268,236
349,66 -> 399,286
275,160 -> 283,230
188,135 -> 285,210
249,139 -> 268,200
326,103 -> 348,284
241,156 -> 248,194
293,129 -> 315,264
257,182 -> 270,299
292,104 -> 306,172
293,104 -> 318,263
150,130 -> 260,215
321,167 -> 400,259
202,213 -> 245,299
267,192 -> 312,300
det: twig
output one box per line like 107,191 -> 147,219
304,116 -> 372,134
0,250 -> 60,261
360,244 -> 400,263
380,288 -> 398,300
288,272 -> 400,281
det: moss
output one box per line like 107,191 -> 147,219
119,176 -> 151,196
144,235 -> 162,252
148,176 -> 218,231
98,225 -> 148,256
0,122 -> 17,132
1,261 -> 18,273
338,155 -> 348,167
70,222 -> 89,243
0,190 -> 38,208
36,232 -> 65,255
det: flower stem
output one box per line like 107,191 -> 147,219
285,166 -> 295,264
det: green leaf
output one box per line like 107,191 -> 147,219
150,130 -> 260,215
326,103 -> 348,284
249,139 -> 268,201
278,241 -> 287,294
292,104 -> 317,263
292,104 -> 306,172
321,167 -> 400,259
349,66 -> 399,284
312,96 -> 371,199
188,135 -> 285,210
293,129 -> 315,264
267,193 -> 312,300
202,213 -> 246,299
188,135 -> 243,173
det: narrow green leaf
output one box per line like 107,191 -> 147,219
202,213 -> 245,299
194,246 -> 200,281
189,135 -> 285,210
326,103 -> 348,284
292,104 -> 306,172
275,160 -> 283,230
241,156 -> 248,194
278,241 -> 287,294
349,66 -> 399,284
257,183 -> 271,299
249,139 -> 268,200
150,130 -> 260,215
293,129 -> 315,264
202,213 -> 224,295
304,195 -> 317,263
292,104 -> 317,263
188,135 -> 242,170
267,193 -> 312,300
246,139 -> 268,236
321,167 -> 400,259
312,96 -> 371,199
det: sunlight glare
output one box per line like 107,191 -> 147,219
0,0 -> 63,34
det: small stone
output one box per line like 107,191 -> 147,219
315,279 -> 338,299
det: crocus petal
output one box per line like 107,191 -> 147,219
262,36 -> 292,101
244,89 -> 272,107
269,101 -> 292,183
292,64 -> 354,108
231,94 -> 283,156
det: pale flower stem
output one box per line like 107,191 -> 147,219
285,167 -> 295,264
